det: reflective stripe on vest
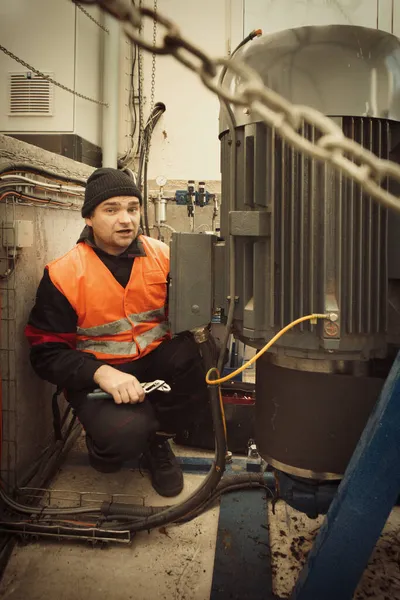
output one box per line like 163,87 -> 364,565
77,339 -> 138,356
77,307 -> 166,337
47,236 -> 170,363
77,321 -> 170,355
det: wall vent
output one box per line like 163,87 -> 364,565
9,72 -> 53,116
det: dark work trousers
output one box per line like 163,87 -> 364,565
66,333 -> 210,467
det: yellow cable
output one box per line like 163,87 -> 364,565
206,313 -> 328,385
207,367 -> 228,444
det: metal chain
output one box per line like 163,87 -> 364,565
145,0 -> 158,164
73,1 -> 110,33
0,44 -> 108,107
76,0 -> 400,213
138,0 -> 145,155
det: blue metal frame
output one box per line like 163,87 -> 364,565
292,351 -> 400,600
211,489 -> 276,600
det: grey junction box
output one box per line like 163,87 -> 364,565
168,232 -> 217,334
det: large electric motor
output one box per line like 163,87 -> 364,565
219,24 -> 400,504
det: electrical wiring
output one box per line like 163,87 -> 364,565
0,488 -> 101,517
0,521 -> 130,541
0,175 -> 84,195
137,102 -> 166,235
208,314 -> 329,385
0,190 -> 80,211
0,182 -> 83,201
129,38 -> 138,154
119,37 -> 139,167
0,166 -> 87,187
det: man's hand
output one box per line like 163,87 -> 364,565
93,365 -> 145,405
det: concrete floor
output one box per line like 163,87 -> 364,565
1,431 -> 400,600
268,502 -> 400,599
0,434 -> 220,600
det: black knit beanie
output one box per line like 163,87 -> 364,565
82,168 -> 142,217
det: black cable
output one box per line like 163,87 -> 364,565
107,383 -> 225,532
101,473 -> 275,523
143,159 -> 150,236
220,30 -> 262,86
1,419 -> 83,515
138,102 -> 166,236
103,339 -> 226,533
131,42 -> 138,144
138,102 -> 166,169
0,338 -> 258,536
177,481 -> 275,524
13,404 -> 73,489
101,472 -> 273,518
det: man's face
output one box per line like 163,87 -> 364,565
85,196 -> 141,255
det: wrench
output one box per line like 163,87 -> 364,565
87,379 -> 171,401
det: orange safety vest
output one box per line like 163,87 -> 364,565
47,235 -> 171,364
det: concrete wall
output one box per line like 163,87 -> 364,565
0,135 -> 91,486
0,205 -> 84,486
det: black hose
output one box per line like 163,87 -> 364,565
138,102 -> 166,237
177,478 -> 275,524
101,502 -> 167,517
108,385 -> 225,532
0,164 -> 87,186
2,418 -> 83,514
102,472 -> 275,518
17,405 -> 73,489
219,30 -> 261,85
105,340 -> 226,532
101,474 -> 276,527
143,160 -> 150,236
138,102 -> 166,181
101,472 -> 274,518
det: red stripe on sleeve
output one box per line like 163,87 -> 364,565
25,325 -> 76,349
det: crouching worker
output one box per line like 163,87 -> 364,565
25,168 -> 210,497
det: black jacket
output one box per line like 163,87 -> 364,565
25,226 -> 151,391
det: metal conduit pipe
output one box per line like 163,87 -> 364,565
102,13 -> 120,167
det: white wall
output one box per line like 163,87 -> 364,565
0,0 -> 103,145
138,0 -> 227,182
135,0 -> 399,183
244,0 -> 400,38
74,3 -> 104,145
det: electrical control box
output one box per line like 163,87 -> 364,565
169,232 -> 217,333
2,220 -> 34,249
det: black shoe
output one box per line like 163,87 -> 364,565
142,436 -> 184,497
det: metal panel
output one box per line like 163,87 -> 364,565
168,232 -> 217,334
220,25 -> 400,133
229,211 -> 271,237
213,241 -> 226,311
210,490 -> 274,600
220,115 -> 397,357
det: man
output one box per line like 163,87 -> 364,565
25,167 -> 210,497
